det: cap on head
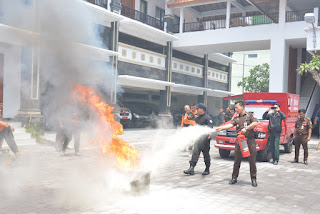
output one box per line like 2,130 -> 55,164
196,103 -> 207,110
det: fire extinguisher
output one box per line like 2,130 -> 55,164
237,134 -> 251,158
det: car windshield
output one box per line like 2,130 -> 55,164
245,106 -> 270,120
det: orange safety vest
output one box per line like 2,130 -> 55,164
181,112 -> 196,127
0,121 -> 9,132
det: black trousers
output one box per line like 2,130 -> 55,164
56,128 -> 80,153
0,127 -> 19,154
189,135 -> 211,167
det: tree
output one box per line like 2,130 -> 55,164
237,63 -> 269,92
297,55 -> 320,86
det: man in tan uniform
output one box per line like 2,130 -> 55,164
217,101 -> 258,187
292,109 -> 312,165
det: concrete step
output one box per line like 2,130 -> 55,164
6,121 -> 23,129
14,132 -> 32,140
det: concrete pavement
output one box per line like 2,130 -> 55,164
0,128 -> 320,214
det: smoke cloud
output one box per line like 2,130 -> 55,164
0,0 -> 218,212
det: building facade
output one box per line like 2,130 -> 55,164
0,0 -> 234,124
166,0 -> 320,118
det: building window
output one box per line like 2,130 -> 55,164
140,0 -> 147,14
156,7 -> 165,21
173,15 -> 180,25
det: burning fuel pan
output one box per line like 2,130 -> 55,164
130,171 -> 150,194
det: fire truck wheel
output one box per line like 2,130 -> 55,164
219,149 -> 230,158
284,136 -> 293,153
258,146 -> 272,162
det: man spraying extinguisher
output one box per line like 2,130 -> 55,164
216,101 -> 258,187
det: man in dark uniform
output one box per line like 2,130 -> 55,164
183,103 -> 213,176
216,101 -> 258,187
217,108 -> 225,125
224,107 -> 233,122
262,103 -> 286,165
292,109 -> 312,165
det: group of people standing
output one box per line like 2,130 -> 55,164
181,101 -> 318,188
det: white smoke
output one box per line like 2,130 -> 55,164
139,125 -> 216,175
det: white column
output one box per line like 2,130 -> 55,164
226,0 -> 231,29
270,38 -> 289,92
296,48 -> 302,95
314,7 -> 319,27
278,0 -> 287,25
269,0 -> 288,92
179,7 -> 184,33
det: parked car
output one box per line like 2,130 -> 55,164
121,102 -> 159,128
117,101 -> 133,128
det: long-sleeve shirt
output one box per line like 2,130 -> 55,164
262,110 -> 286,133
0,121 -> 9,132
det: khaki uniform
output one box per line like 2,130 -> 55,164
294,117 -> 312,162
224,112 -> 233,122
230,112 -> 258,180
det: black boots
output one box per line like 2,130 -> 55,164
229,178 -> 237,184
183,165 -> 195,175
252,180 -> 258,187
202,165 -> 210,175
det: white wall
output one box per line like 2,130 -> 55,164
0,45 -> 21,118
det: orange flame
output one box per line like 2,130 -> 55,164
73,84 -> 140,171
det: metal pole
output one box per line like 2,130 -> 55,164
242,54 -> 246,94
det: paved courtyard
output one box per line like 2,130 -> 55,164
1,128 -> 320,214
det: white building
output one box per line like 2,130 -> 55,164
231,50 -> 270,94
166,0 -> 320,117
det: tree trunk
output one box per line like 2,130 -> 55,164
309,70 -> 320,86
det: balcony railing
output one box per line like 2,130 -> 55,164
172,19 -> 226,33
286,9 -> 314,22
230,13 -> 278,27
121,5 -> 164,30
86,0 -> 108,9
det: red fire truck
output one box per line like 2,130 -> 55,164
215,92 -> 299,162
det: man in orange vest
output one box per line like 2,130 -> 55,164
181,105 -> 196,127
0,121 -> 20,157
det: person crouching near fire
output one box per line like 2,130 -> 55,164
0,120 -> 20,158
183,103 -> 213,176
216,101 -> 259,187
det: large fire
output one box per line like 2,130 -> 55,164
73,84 -> 140,171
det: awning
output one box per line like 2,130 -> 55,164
120,18 -> 179,46
167,0 -> 219,8
118,75 -> 233,97
0,24 -> 118,61
118,75 -> 174,90
209,53 -> 237,66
